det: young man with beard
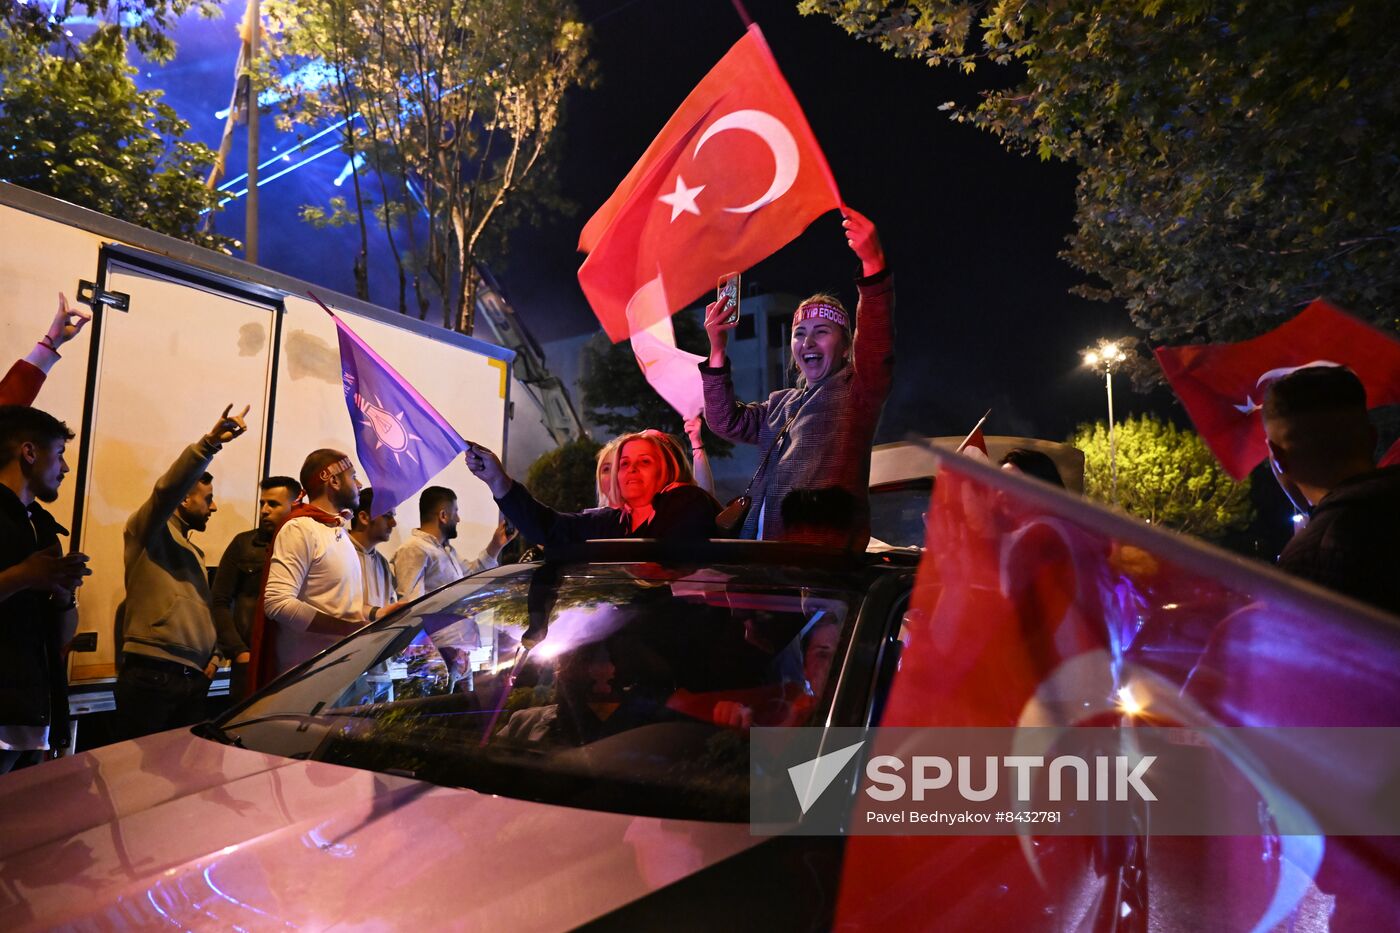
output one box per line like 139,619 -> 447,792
258,450 -> 403,684
349,486 -> 397,611
0,406 -> 90,772
391,486 -> 512,600
115,405 -> 249,739
210,475 -> 301,699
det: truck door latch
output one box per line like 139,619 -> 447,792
76,280 -> 130,313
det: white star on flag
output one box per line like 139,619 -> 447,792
657,175 -> 705,221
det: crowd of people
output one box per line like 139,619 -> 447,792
0,302 -> 515,770
464,207 -> 892,550
2,204 -> 1399,775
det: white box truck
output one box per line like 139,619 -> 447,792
0,183 -> 515,700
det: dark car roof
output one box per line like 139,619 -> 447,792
514,538 -> 921,587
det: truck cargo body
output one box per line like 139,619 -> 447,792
0,183 -> 514,689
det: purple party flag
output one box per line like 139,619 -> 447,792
312,292 -> 469,516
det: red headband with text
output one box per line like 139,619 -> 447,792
792,302 -> 849,332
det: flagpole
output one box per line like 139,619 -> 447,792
246,0 -> 261,264
729,0 -> 753,27
955,409 -> 992,453
307,290 -> 336,317
1106,366 -> 1118,505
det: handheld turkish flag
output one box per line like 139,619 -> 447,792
1154,299 -> 1400,479
834,447 -> 1400,931
578,24 -> 842,342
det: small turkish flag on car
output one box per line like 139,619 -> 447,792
955,409 -> 991,459
577,24 -> 842,342
1154,299 -> 1400,479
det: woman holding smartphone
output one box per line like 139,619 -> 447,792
700,208 -> 893,548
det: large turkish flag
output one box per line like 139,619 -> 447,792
1154,300 -> 1400,479
577,24 -> 842,342
834,449 -> 1400,931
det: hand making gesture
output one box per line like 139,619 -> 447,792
206,404 -> 251,446
41,293 -> 92,353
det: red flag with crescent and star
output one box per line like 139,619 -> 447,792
833,447 -> 1400,931
1154,299 -> 1400,480
578,24 -> 842,342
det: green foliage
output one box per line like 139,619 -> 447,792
1070,414 -> 1252,538
0,24 -> 228,250
261,0 -> 594,330
524,436 -> 603,513
800,1 -> 1400,347
579,311 -> 733,458
2,0 -> 220,64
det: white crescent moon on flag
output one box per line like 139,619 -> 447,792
693,109 -> 799,214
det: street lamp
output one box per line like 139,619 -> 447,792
1082,339 -> 1127,505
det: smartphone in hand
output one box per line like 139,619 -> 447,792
717,272 -> 741,325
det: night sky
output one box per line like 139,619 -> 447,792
145,0 -> 1169,444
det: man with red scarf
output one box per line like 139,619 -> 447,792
252,449 -> 403,688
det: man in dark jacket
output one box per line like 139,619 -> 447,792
1264,366 -> 1400,616
0,406 -> 90,773
210,475 -> 300,699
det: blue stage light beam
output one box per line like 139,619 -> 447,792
206,140 -> 345,211
216,114 -> 359,192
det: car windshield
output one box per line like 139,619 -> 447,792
211,562 -> 857,822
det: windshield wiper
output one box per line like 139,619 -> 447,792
191,719 -> 242,747
216,711 -> 341,734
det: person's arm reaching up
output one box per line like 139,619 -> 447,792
0,293 -> 92,406
699,295 -> 772,444
684,416 -> 715,495
842,208 -> 895,410
124,406 -> 247,550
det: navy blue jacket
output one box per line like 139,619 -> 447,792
497,481 -> 719,547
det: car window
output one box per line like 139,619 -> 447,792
216,564 -> 858,822
869,478 -> 932,548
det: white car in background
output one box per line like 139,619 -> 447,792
868,436 -> 1085,549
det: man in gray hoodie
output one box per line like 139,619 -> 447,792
114,405 -> 249,739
